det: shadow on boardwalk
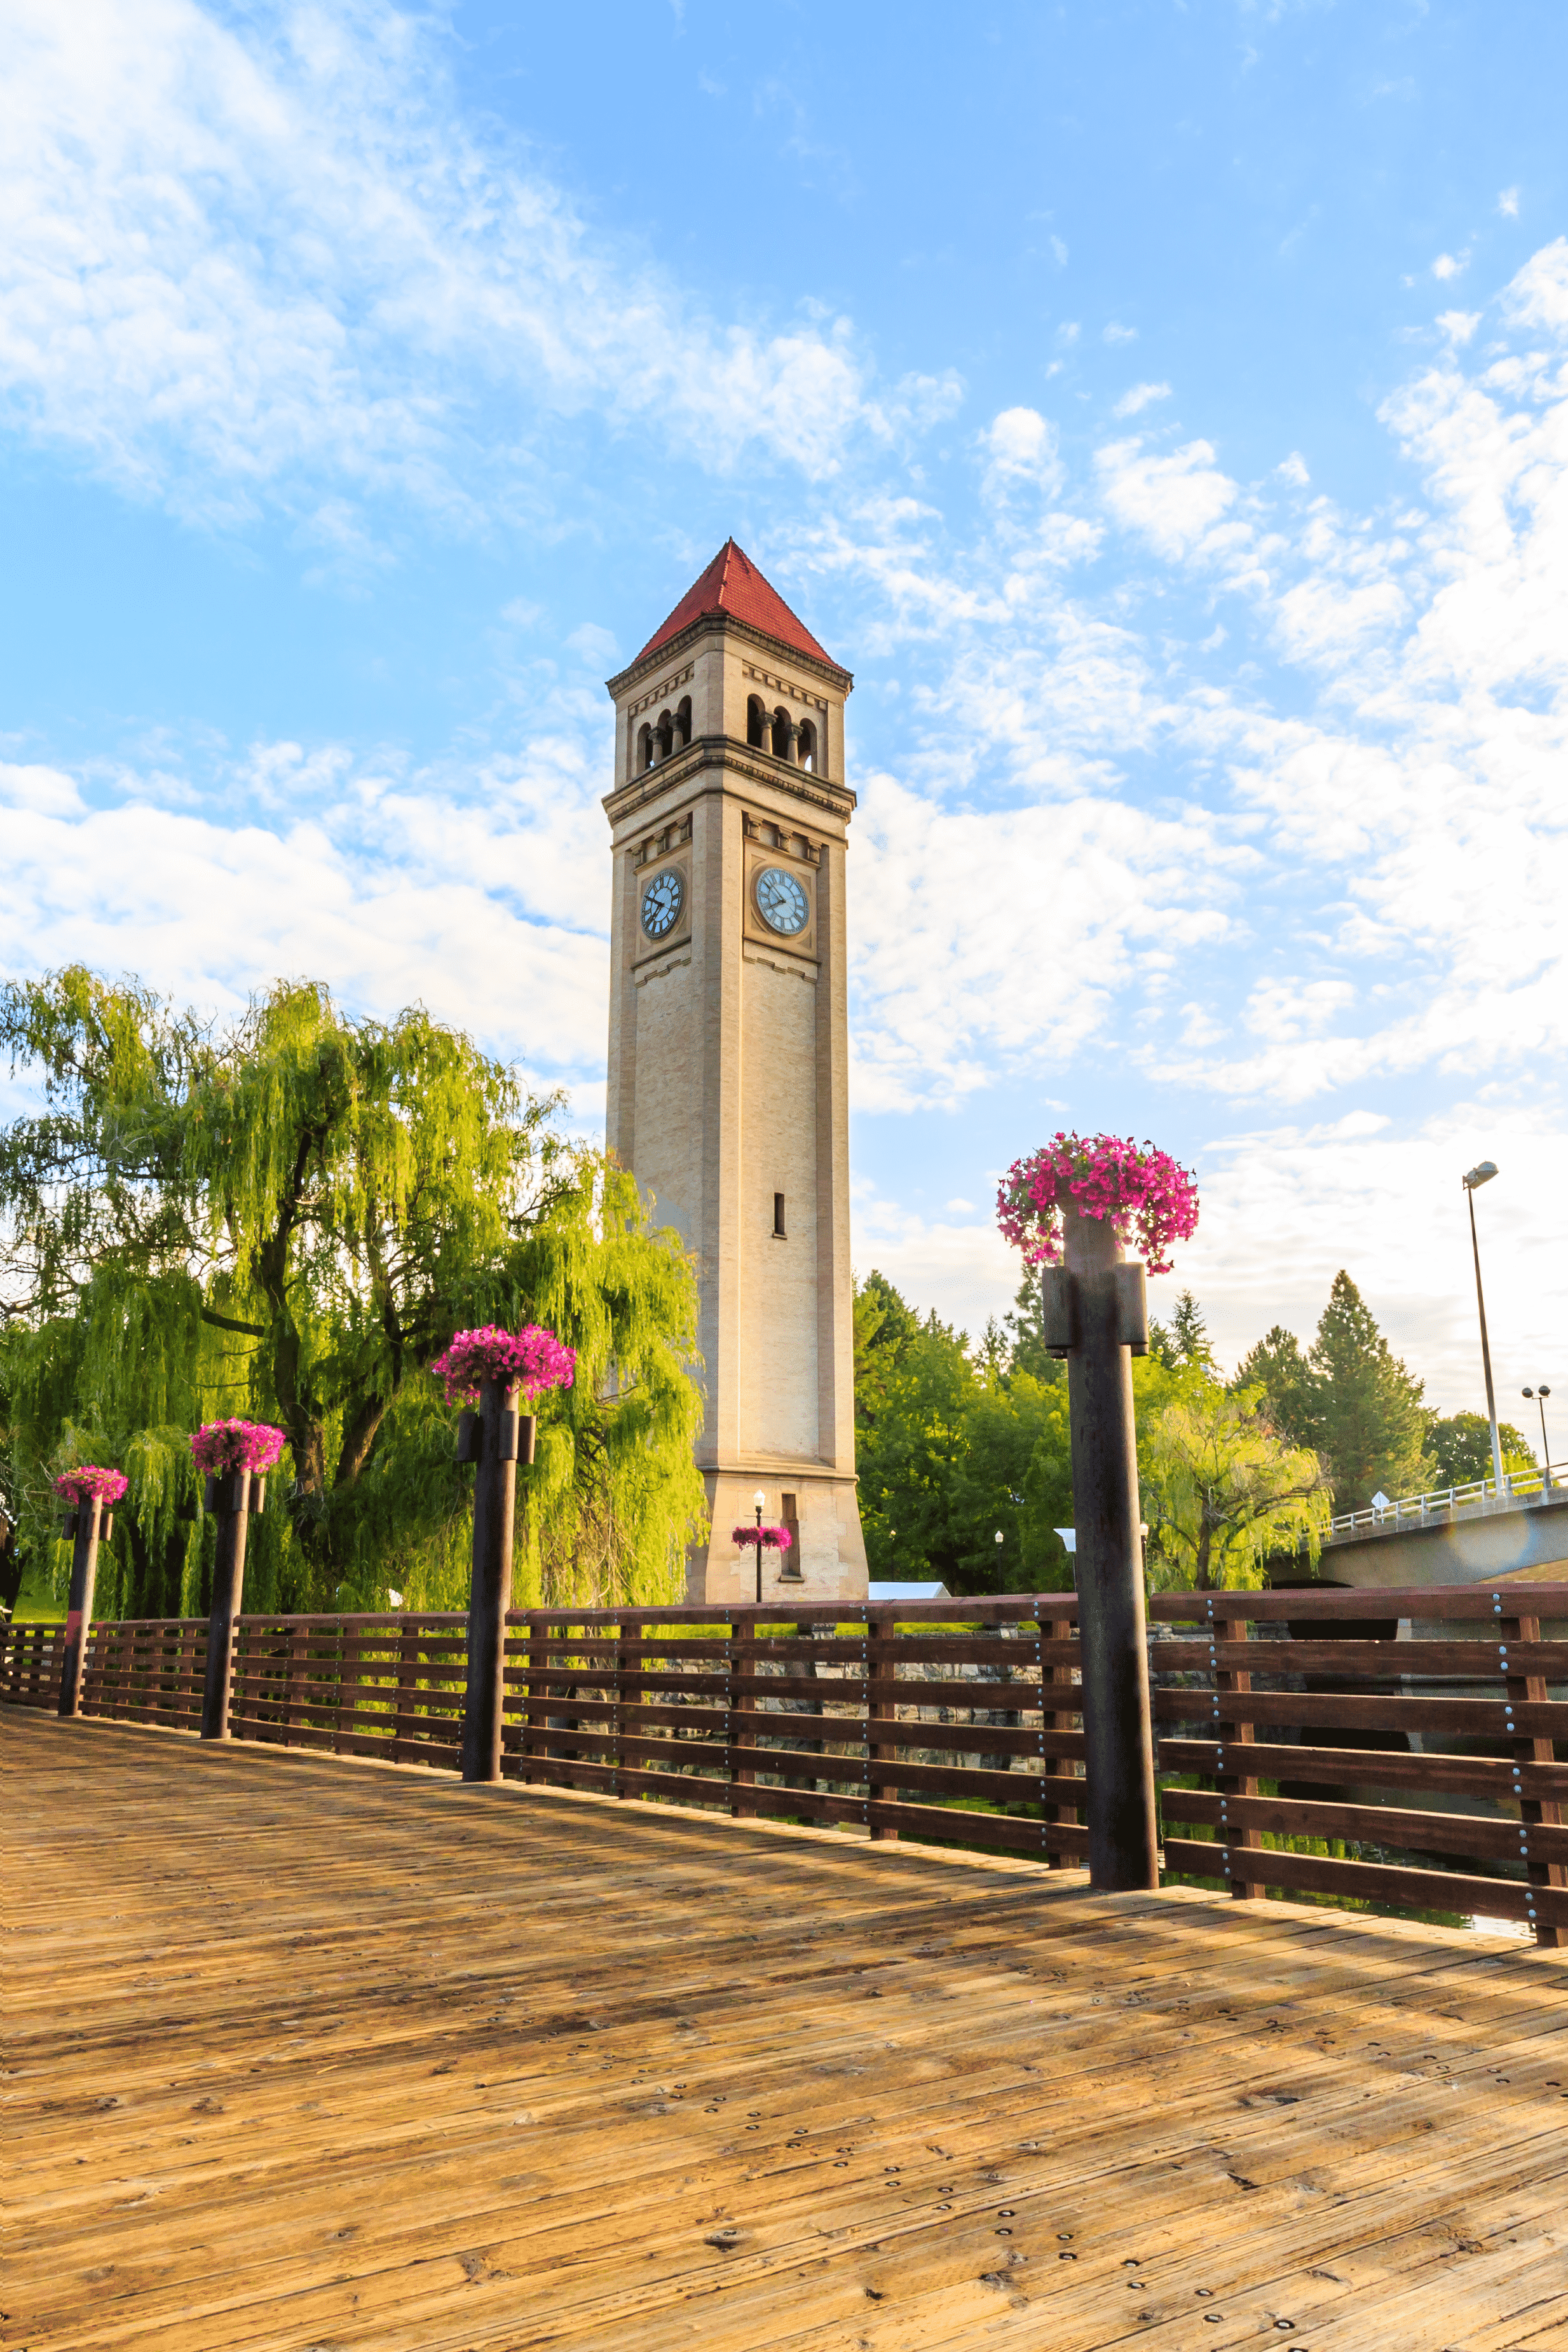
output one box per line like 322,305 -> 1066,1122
6,1706 -> 1567,2351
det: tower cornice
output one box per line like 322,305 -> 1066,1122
602,735 -> 857,830
606,609 -> 853,702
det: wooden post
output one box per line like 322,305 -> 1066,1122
1059,1206 -> 1160,1892
615,1616 -> 634,1799
460,1386 -> 532,1784
1041,1608 -> 1079,1868
730,1609 -> 758,1819
200,1469 -> 254,1740
1504,1613 -> 1565,1950
1213,1608 -> 1263,1899
57,1495 -> 107,1719
868,1608 -> 897,1840
522,1611 -> 547,1783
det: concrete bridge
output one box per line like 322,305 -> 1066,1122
1308,1466 -> 1568,1593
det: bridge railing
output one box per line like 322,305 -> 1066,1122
0,1597 -> 1089,1868
1151,1581 -> 1568,1948
10,1586 -> 1568,1946
1318,1461 -> 1564,1545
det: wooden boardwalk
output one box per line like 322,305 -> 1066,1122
5,1712 -> 1568,2352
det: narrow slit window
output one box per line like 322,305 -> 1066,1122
773,1191 -> 786,1236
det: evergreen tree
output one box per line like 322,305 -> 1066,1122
1231,1325 -> 1316,1449
1307,1270 -> 1431,1510
1149,1287 -> 1214,1371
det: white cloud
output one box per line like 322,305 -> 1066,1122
1436,310 -> 1480,345
1103,322 -> 1138,345
1112,381 -> 1171,419
0,0 -> 906,531
1433,250 -> 1470,281
1502,236 -> 1568,334
1275,452 -> 1310,485
0,760 -> 85,817
1096,436 -> 1239,559
979,406 -> 1064,498
1499,187 -> 1521,219
1050,236 -> 1068,266
0,730 -> 613,1085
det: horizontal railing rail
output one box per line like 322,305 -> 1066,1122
1149,1581 -> 1568,1948
1316,1461 -> 1564,1545
0,1597 -> 1087,1868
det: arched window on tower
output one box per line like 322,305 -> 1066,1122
655,708 -> 674,761
772,706 -> 793,763
747,695 -> 770,751
636,721 -> 654,774
675,695 -> 692,751
796,718 -> 817,774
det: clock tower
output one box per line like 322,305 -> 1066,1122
603,542 -> 868,1603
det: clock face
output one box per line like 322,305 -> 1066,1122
641,867 -> 685,940
755,866 -> 809,936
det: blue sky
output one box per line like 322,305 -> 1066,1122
4,0 -> 1567,1432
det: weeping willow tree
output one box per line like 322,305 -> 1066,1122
1139,1377 -> 1332,1592
1,968 -> 707,1613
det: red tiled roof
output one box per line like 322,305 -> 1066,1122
632,540 -> 838,671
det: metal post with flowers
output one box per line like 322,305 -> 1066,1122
431,1325 -> 576,1786
53,1466 -> 128,1718
998,1130 -> 1199,1893
732,1494 -> 793,1606
189,1420 -> 287,1740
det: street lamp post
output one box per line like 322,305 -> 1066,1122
1524,1386 -> 1553,1486
753,1487 -> 766,1606
1462,1161 -> 1505,1498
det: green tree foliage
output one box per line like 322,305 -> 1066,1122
1140,1379 -> 1332,1590
0,969 -> 707,1615
1231,1325 -> 1315,1448
1148,1287 -> 1215,1371
852,1270 -> 1071,1593
1233,1272 -> 1433,1512
1428,1411 -> 1536,1487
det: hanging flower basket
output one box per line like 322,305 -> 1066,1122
732,1523 -> 793,1550
997,1130 -> 1199,1275
53,1465 -> 129,1507
189,1419 -> 288,1476
430,1324 -> 576,1406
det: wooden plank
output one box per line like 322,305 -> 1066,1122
1155,1636 -> 1568,1676
1159,1734 -> 1568,1803
1163,1786 -> 1568,1867
1154,1683 -> 1568,1737
1161,1835 -> 1568,1925
1152,1583 -> 1568,1621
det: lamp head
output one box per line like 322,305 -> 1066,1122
994,1530 -> 1004,1546
1542,1385 -> 1552,1400
1462,1159 -> 1498,1190
752,1488 -> 766,1510
1524,1387 -> 1536,1399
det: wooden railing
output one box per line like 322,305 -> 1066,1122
1150,1583 -> 1568,1948
0,1597 -> 1088,1866
10,1585 -> 1568,1947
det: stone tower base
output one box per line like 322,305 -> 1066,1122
688,1466 -> 868,1606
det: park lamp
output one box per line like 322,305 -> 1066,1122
1461,1158 -> 1504,1496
